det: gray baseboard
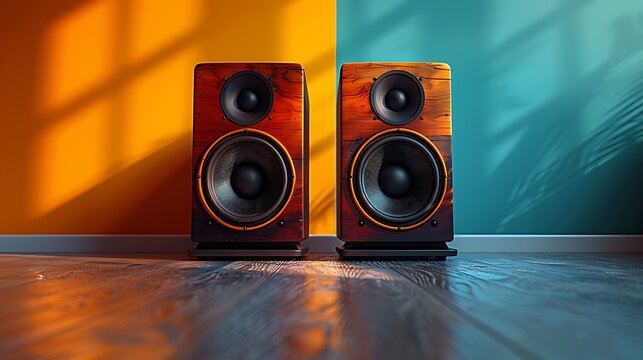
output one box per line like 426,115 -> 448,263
452,234 -> 643,252
0,235 -> 193,254
0,234 -> 641,254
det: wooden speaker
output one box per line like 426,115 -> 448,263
190,63 -> 309,257
336,62 -> 456,258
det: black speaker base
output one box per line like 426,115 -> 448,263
188,242 -> 308,259
337,242 -> 457,260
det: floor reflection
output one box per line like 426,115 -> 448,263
0,254 -> 640,359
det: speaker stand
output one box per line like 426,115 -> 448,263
337,242 -> 457,260
189,242 -> 308,259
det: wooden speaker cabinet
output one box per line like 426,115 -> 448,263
190,63 -> 309,258
336,62 -> 456,259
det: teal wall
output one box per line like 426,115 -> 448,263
337,0 -> 643,234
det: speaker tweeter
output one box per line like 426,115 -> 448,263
370,70 -> 425,125
220,71 -> 274,126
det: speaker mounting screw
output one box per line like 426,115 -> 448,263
243,226 -> 248,231
431,219 -> 439,227
372,77 -> 377,81
419,116 -> 424,120
418,77 -> 423,81
222,116 -> 227,120
207,221 -> 213,227
223,77 -> 228,81
279,220 -> 286,227
358,220 -> 365,227
268,77 -> 273,82
269,116 -> 273,120
243,128 -> 248,132
372,116 -> 377,120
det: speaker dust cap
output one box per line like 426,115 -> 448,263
198,130 -> 295,230
370,70 -> 425,126
220,71 -> 274,126
350,129 -> 447,230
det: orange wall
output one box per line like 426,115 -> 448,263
0,0 -> 336,234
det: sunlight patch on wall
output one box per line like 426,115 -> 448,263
129,0 -> 200,63
488,0 -> 560,49
578,0 -> 643,74
358,0 -> 409,24
33,98 -> 111,216
41,0 -> 116,111
34,0 -> 199,220
281,0 -> 336,233
123,48 -> 196,167
5,0 -> 336,234
365,14 -> 423,60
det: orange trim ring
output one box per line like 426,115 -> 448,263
197,128 -> 296,231
348,128 -> 448,231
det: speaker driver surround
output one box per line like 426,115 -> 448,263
370,70 -> 425,125
349,128 -> 447,230
220,71 -> 274,126
197,129 -> 295,230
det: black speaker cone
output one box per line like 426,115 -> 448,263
230,163 -> 265,199
385,89 -> 407,111
378,163 -> 412,199
351,131 -> 445,228
201,132 -> 293,228
221,71 -> 273,126
371,70 -> 424,125
236,89 -> 259,112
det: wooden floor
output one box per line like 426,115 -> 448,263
0,253 -> 641,359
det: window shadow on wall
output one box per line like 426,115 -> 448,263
1,0 -> 340,235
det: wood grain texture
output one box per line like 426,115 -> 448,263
337,63 -> 453,242
0,253 -> 641,359
192,63 -> 308,243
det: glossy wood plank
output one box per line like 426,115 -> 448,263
390,256 -> 643,359
0,254 -> 641,359
468,255 -> 643,340
326,260 -> 519,359
0,255 -> 280,358
185,258 -> 353,359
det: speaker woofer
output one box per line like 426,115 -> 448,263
197,129 -> 295,230
220,71 -> 274,126
370,70 -> 425,125
349,129 -> 447,230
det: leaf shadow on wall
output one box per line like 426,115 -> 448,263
338,0 -> 643,234
491,13 -> 643,233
